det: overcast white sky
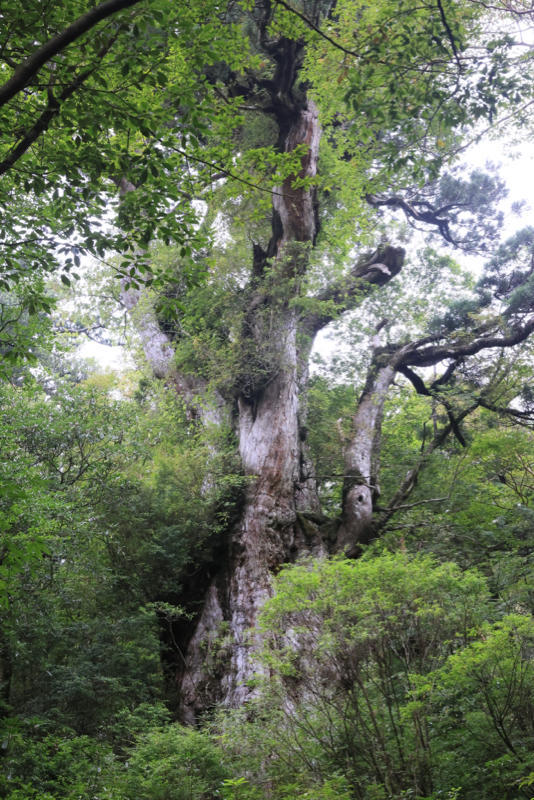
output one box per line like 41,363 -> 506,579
471,140 -> 534,233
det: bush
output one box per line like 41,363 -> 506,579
119,724 -> 227,800
214,553 -> 534,800
0,722 -> 118,800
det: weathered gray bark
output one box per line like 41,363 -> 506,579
123,103 -> 410,720
336,312 -> 534,554
337,353 -> 397,554
121,285 -> 175,379
179,328 -> 326,718
178,95 -> 327,720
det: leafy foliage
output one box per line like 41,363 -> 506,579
118,724 -> 228,800
215,554 -> 534,800
2,2 -> 534,799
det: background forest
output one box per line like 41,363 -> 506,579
2,1 -> 534,798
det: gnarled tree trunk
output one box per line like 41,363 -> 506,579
123,36 -> 407,720
178,92 -> 326,720
119,8 -> 534,714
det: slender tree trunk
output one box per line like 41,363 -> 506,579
337,349 -> 397,554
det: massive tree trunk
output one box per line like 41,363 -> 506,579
124,34 -> 406,720
178,89 -> 327,721
119,6 -> 534,717
125,123 -> 408,723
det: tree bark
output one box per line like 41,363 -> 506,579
126,63 -> 534,719
123,35 -> 407,719
126,109 -> 408,721
177,94 -> 326,721
337,351 -> 397,554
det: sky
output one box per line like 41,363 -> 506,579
78,338 -> 133,371
471,140 -> 534,235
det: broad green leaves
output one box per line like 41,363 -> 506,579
0,0 -> 251,293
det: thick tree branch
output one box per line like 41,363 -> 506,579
474,397 -> 534,425
304,244 -> 405,334
366,193 -> 455,244
368,318 -> 534,535
398,364 -> 430,397
431,358 -> 462,388
403,316 -> 534,368
340,308 -> 534,549
0,0 -> 142,110
0,33 -> 121,177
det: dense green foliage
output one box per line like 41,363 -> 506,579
2,0 -> 534,799
2,365 -> 534,798
0,0 -> 529,356
217,554 -> 534,800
